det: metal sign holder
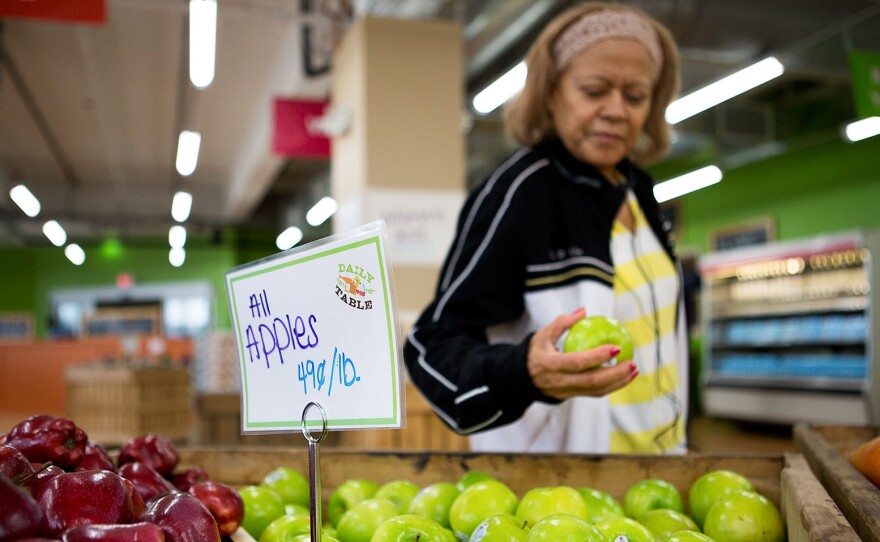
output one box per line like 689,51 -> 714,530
301,401 -> 328,542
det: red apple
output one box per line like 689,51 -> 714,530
139,492 -> 220,542
118,435 -> 179,478
39,470 -> 141,535
118,462 -> 176,504
75,441 -> 116,473
5,415 -> 88,470
61,522 -> 166,541
170,468 -> 210,492
188,482 -> 244,536
0,474 -> 44,540
23,463 -> 64,500
0,444 -> 34,481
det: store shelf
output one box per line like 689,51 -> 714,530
699,230 -> 880,425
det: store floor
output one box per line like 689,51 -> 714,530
687,415 -> 796,455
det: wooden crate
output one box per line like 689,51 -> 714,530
176,446 -> 858,541
794,423 -> 880,542
65,364 -> 192,446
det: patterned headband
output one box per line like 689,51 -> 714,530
552,10 -> 663,77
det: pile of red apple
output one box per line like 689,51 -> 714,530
0,414 -> 243,542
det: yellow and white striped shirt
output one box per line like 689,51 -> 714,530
608,190 -> 687,453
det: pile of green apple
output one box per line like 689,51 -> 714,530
237,466 -> 786,542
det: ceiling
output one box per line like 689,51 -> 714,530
1,0 -> 879,249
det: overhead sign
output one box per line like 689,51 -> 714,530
273,98 -> 331,158
0,0 -> 106,24
849,50 -> 880,118
225,221 -> 403,433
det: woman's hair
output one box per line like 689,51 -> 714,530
504,2 -> 680,165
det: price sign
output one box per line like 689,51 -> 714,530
225,221 -> 403,432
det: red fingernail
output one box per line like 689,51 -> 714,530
571,307 -> 585,315
610,347 -> 621,356
629,370 -> 640,380
629,362 -> 638,373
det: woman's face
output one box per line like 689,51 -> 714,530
548,39 -> 655,181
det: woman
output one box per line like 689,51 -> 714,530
403,2 -> 687,454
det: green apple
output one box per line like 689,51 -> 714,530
407,482 -> 460,528
664,532 -> 717,542
326,479 -> 379,527
371,514 -> 457,542
240,484 -> 287,539
577,487 -> 625,523
262,467 -> 310,508
702,490 -> 785,542
563,315 -> 634,363
636,509 -> 698,540
688,470 -> 755,529
335,498 -> 399,542
456,471 -> 496,492
515,486 -> 589,528
290,534 -> 340,542
375,479 -> 421,513
284,503 -> 310,517
594,516 -> 657,542
469,513 -> 528,541
449,479 -> 518,538
525,513 -> 606,542
259,514 -> 311,542
623,479 -> 684,518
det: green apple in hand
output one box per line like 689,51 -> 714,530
449,479 -> 518,538
327,479 -> 379,527
469,513 -> 527,541
371,514 -> 456,542
688,470 -> 755,529
335,498 -> 399,542
577,487 -> 625,523
665,532 -> 717,542
636,509 -> 698,540
702,490 -> 785,542
563,316 -> 634,364
515,486 -> 589,528
594,516 -> 657,542
407,482 -> 460,528
262,467 -> 310,508
623,479 -> 684,518
525,513 -> 605,542
240,485 -> 286,539
375,479 -> 421,514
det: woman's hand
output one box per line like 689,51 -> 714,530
527,308 -> 638,400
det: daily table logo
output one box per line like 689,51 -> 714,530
335,263 -> 375,310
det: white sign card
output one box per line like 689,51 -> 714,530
225,221 -> 403,432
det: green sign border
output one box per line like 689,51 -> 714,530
227,234 -> 399,430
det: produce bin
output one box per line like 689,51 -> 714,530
65,363 -> 192,445
794,423 -> 880,542
176,446 -> 858,541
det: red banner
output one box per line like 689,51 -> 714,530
0,0 -> 106,23
273,98 -> 331,159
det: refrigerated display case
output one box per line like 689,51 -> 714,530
699,230 -> 880,425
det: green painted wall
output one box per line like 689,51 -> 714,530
658,134 -> 880,254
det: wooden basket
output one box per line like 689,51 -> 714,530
794,423 -> 880,542
65,364 -> 192,446
176,446 -> 858,541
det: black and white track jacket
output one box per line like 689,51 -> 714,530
403,138 -> 679,438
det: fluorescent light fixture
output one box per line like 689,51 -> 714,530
172,191 -> 193,222
176,130 -> 201,176
306,196 -> 338,226
189,0 -> 217,89
276,226 -> 303,250
473,61 -> 527,115
42,220 -> 67,247
666,57 -> 784,124
169,247 -> 186,267
64,244 -> 86,266
169,225 -> 187,249
843,116 -> 880,143
9,184 -> 41,217
654,165 -> 723,203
